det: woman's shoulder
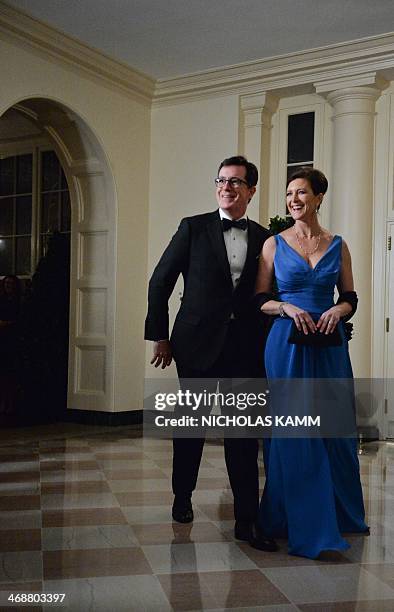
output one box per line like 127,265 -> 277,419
264,234 -> 277,247
261,234 -> 277,260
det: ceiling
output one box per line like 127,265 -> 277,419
6,0 -> 394,80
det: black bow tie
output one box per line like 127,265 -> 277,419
222,218 -> 247,232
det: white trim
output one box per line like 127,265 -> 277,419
373,93 -> 391,384
271,97 -> 329,221
384,222 -> 394,438
154,33 -> 394,104
0,1 -> 155,103
1,2 -> 394,106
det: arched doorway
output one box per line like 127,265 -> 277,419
0,98 -> 117,424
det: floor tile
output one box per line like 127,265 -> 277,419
362,562 -> 394,586
39,460 -> 99,471
0,454 -> 39,463
261,565 -> 394,604
0,461 -> 39,474
158,570 -> 217,609
39,445 -> 91,455
142,542 -> 257,574
40,452 -> 95,462
89,443 -> 144,453
0,529 -> 41,552
43,547 -> 152,579
132,522 -> 231,545
122,504 -> 207,525
0,481 -> 40,495
94,451 -> 147,460
97,459 -> 157,470
196,503 -> 235,521
108,478 -> 170,492
203,570 -> 289,608
239,541 -> 352,568
151,458 -> 214,469
0,510 -> 41,529
115,490 -> 174,506
41,492 -> 118,510
0,581 -> 42,591
192,489 -> 233,504
40,481 -> 111,495
42,507 -> 126,527
40,469 -> 106,483
0,495 -> 40,511
43,575 -> 171,611
0,551 -> 42,583
0,581 -> 43,608
342,534 -> 394,563
298,602 -> 394,611
159,569 -> 289,610
42,525 -> 138,550
160,466 -> 227,479
0,470 -> 40,483
102,468 -> 167,479
195,478 -> 232,490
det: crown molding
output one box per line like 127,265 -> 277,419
1,1 -> 394,108
0,1 -> 155,104
153,32 -> 394,105
315,72 -> 388,94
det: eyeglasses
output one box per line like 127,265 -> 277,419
214,177 -> 249,188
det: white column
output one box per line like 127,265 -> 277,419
321,86 -> 380,377
240,92 -> 278,224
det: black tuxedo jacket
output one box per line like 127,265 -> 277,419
145,211 -> 271,373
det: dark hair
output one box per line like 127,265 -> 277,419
218,155 -> 258,187
287,167 -> 328,195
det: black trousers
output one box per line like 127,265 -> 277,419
173,320 -> 260,523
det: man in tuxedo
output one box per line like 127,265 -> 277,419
145,156 -> 276,551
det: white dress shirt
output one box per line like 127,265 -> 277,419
219,209 -> 248,289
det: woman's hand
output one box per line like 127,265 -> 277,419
282,303 -> 317,335
317,305 -> 344,334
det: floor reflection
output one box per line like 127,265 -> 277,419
0,425 -> 393,610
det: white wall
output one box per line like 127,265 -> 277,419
146,94 -> 240,378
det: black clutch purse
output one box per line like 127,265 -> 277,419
288,322 -> 343,347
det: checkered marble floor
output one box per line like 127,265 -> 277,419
0,423 -> 394,611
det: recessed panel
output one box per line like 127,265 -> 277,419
80,231 -> 107,279
76,346 -> 106,394
78,288 -> 107,336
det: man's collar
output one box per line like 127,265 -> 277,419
218,209 -> 247,222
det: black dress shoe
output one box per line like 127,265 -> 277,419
234,520 -> 253,541
249,532 -> 278,552
235,521 -> 278,552
172,497 -> 194,524
249,523 -> 278,552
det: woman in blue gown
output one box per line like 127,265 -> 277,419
255,167 -> 368,559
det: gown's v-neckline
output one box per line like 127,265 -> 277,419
277,234 -> 339,271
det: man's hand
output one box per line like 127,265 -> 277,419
151,340 -> 173,369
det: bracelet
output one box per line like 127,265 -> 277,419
278,302 -> 288,318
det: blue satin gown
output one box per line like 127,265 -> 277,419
259,234 -> 368,559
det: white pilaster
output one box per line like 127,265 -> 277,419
240,92 -> 278,223
321,85 -> 381,377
